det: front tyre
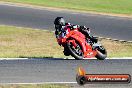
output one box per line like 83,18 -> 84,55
66,41 -> 84,60
95,46 -> 107,60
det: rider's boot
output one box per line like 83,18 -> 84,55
63,47 -> 70,56
91,37 -> 98,43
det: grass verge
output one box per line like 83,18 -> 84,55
1,0 -> 132,15
0,25 -> 64,58
100,39 -> 132,58
0,25 -> 131,58
0,84 -> 69,88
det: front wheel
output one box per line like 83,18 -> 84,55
66,41 -> 84,60
95,46 -> 107,60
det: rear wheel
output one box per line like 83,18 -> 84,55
95,46 -> 107,60
66,41 -> 84,60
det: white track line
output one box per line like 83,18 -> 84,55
0,82 -> 77,84
0,57 -> 132,60
66,57 -> 132,59
0,58 -> 28,60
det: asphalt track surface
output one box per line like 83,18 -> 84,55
0,4 -> 132,41
0,59 -> 132,88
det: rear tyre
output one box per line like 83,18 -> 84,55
95,46 -> 107,60
66,41 -> 84,60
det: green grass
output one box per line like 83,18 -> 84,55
0,84 -> 69,88
0,25 -> 64,58
0,25 -> 131,58
100,39 -> 132,57
1,0 -> 132,15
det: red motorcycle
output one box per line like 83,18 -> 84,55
56,26 -> 107,60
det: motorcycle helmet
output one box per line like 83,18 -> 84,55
54,17 -> 65,30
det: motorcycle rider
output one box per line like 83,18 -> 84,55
54,17 -> 98,43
